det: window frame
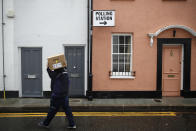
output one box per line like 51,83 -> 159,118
110,33 -> 135,79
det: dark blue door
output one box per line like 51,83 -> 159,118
21,48 -> 42,97
65,46 -> 84,97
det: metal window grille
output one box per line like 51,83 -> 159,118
109,71 -> 136,77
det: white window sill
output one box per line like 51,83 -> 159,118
110,76 -> 135,79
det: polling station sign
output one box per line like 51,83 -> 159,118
93,10 -> 115,27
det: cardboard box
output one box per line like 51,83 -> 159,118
48,54 -> 67,70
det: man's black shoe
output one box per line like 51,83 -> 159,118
38,121 -> 49,128
67,125 -> 76,129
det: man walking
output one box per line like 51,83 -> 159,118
38,64 -> 76,129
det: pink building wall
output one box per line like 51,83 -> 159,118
92,0 -> 196,92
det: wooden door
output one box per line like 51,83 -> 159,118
162,45 -> 182,96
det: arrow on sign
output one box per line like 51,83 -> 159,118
99,21 -> 107,25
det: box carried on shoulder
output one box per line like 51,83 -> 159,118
48,54 -> 67,70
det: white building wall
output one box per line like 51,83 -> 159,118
2,0 -> 88,96
2,0 -> 15,91
0,1 -> 3,92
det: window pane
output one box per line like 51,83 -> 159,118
125,64 -> 130,72
119,45 -> 124,53
113,45 -> 118,53
119,54 -> 124,63
112,34 -> 132,75
125,55 -> 130,63
119,64 -> 124,72
113,36 -> 118,44
125,45 -> 131,53
125,36 -> 131,44
113,54 -> 118,63
119,36 -> 124,45
113,64 -> 118,72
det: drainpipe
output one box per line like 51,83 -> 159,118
1,0 -> 6,99
87,0 -> 93,100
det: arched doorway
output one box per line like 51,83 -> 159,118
148,25 -> 196,97
157,38 -> 191,97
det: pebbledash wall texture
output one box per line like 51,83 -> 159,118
89,0 -> 196,98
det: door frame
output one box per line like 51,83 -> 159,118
63,44 -> 86,97
157,38 -> 191,97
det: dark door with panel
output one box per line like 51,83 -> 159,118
65,46 -> 84,97
21,48 -> 42,97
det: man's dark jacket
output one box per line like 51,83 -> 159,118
47,67 -> 69,98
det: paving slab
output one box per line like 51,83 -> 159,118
0,97 -> 196,112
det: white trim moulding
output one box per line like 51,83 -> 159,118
148,25 -> 196,47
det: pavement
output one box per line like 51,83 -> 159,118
0,97 -> 196,113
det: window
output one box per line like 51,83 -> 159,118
111,34 -> 134,78
163,0 -> 186,1
111,0 -> 134,1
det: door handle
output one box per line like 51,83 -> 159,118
168,75 -> 175,78
70,73 -> 80,78
24,74 -> 37,79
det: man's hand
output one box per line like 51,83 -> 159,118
47,61 -> 49,68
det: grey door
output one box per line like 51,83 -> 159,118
65,46 -> 84,97
21,48 -> 42,97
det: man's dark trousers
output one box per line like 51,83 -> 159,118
43,96 -> 75,126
